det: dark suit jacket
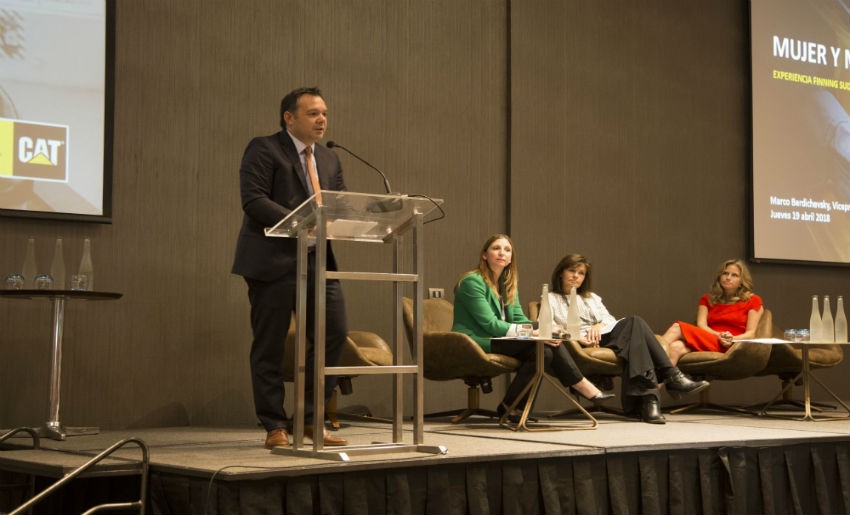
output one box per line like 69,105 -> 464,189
232,131 -> 346,280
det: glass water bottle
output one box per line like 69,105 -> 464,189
821,295 -> 835,343
538,284 -> 553,339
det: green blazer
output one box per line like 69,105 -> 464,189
451,272 -> 531,352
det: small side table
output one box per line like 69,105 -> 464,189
499,339 -> 598,432
0,289 -> 122,440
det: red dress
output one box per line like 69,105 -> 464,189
676,294 -> 763,352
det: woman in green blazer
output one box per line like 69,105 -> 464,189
452,234 -> 613,419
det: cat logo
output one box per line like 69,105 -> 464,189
19,137 -> 64,166
0,118 -> 69,182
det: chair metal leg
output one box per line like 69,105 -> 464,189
424,386 -> 499,423
333,405 -> 394,425
548,402 -> 629,419
757,368 -> 850,421
668,388 -> 752,415
747,379 -> 834,412
328,388 -> 394,427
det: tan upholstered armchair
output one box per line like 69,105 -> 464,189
671,309 -> 775,413
755,321 -> 844,412
401,297 -> 520,423
282,314 -> 393,428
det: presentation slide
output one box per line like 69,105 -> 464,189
0,0 -> 108,220
751,0 -> 850,265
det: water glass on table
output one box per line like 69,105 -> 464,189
70,274 -> 89,291
5,273 -> 24,290
34,274 -> 53,290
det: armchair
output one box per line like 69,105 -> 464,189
670,309 -> 775,413
755,325 -> 845,413
401,297 -> 521,423
282,314 -> 393,429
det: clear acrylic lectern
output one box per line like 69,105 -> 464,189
264,191 -> 446,461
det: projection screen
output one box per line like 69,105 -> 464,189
0,0 -> 112,222
751,0 -> 850,266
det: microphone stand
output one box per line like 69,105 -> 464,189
327,141 -> 404,212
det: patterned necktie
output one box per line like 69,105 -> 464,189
304,146 -> 322,204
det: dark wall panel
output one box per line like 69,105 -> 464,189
0,0 -> 507,429
510,0 -> 848,407
1,1 -> 845,431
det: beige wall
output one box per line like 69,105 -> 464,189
0,0 -> 846,430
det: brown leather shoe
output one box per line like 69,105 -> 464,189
304,425 -> 348,446
264,428 -> 290,449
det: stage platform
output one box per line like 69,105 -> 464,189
1,409 -> 848,514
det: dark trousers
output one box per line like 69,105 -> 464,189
246,255 -> 347,431
602,315 -> 674,414
491,339 -> 584,408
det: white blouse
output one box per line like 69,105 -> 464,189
547,291 -> 618,339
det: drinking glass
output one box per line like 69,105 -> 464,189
70,274 -> 89,291
5,273 -> 24,290
34,274 -> 53,290
518,323 -> 533,339
798,329 -> 810,342
783,329 -> 796,342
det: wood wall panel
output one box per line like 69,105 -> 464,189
510,0 -> 848,408
0,0 -> 507,429
2,1 -> 846,431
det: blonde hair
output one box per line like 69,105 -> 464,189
708,259 -> 754,304
456,234 -> 519,306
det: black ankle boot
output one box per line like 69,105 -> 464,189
665,368 -> 710,399
641,396 -> 666,424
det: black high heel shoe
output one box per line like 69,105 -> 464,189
497,403 -> 518,423
497,402 -> 537,423
587,392 -> 616,404
570,387 -> 616,404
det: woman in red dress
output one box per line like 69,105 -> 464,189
661,259 -> 764,365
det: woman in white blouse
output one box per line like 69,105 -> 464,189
546,254 -> 709,424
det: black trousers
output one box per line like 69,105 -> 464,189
491,339 -> 584,408
245,254 -> 347,431
602,315 -> 675,414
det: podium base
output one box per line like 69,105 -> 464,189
271,442 -> 447,462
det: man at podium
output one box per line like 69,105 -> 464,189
232,87 -> 349,448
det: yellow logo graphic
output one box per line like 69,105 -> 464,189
0,118 -> 69,182
28,153 -> 55,165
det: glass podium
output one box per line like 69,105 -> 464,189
265,191 -> 446,461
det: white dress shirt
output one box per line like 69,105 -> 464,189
547,291 -> 619,339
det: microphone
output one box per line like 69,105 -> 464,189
326,140 -> 403,212
327,141 -> 394,194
